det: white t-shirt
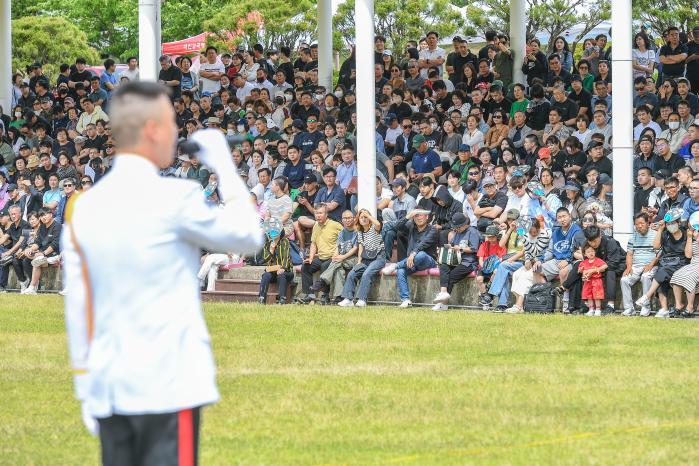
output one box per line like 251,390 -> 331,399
419,47 -> 446,77
632,49 -> 655,78
236,81 -> 256,103
120,68 -> 139,82
199,61 -> 225,94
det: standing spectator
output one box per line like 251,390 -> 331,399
620,213 -> 658,316
578,243 -> 608,317
299,205 -> 343,303
121,57 -> 139,82
418,31 -> 446,78
199,46 -> 225,95
686,26 -> 699,94
521,39 -> 548,86
157,55 -> 182,100
658,26 -> 688,80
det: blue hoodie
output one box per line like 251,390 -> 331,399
547,222 -> 582,261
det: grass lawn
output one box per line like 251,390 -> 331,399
2,294 -> 699,465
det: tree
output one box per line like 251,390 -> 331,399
459,0 -> 610,53
632,0 -> 699,38
11,16 -> 100,76
205,0 -> 317,52
334,0 -> 465,55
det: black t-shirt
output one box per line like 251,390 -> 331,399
282,159 -> 306,189
295,189 -> 318,218
488,97 -> 512,116
551,98 -> 579,123
450,52 -> 478,84
659,43 -> 688,77
158,66 -> 183,99
654,153 -> 686,176
661,229 -> 687,259
568,89 -> 593,119
7,220 -> 30,247
476,191 -> 508,231
277,61 -> 294,84
563,150 -> 587,172
579,156 -> 613,180
69,70 -> 92,86
686,42 -> 699,78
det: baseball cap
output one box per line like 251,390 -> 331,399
476,82 -> 489,90
383,50 -> 393,56
570,74 -> 582,83
421,173 -> 436,185
292,118 -> 305,129
19,144 -> 30,151
412,134 -> 426,148
492,80 -> 504,89
304,173 -> 318,184
587,140 -> 603,151
390,178 -> 407,188
384,113 -> 397,123
412,209 -> 432,216
597,173 -> 613,186
482,176 -> 496,186
654,169 -> 671,180
0,208 -> 9,217
458,144 -> 471,152
506,208 -> 520,220
177,154 -> 191,162
485,225 -> 500,236
563,181 -> 581,191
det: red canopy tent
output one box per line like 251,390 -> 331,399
161,33 -> 209,56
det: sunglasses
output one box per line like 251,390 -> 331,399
391,69 -> 400,72
403,124 -> 412,129
307,119 -> 317,123
583,216 -> 595,222
493,115 -> 502,119
63,183 -> 73,187
468,171 -> 480,176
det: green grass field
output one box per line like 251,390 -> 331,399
2,295 -> 699,465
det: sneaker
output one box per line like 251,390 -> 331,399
355,300 -> 367,307
594,309 -> 602,316
338,298 -> 354,307
432,303 -> 448,311
398,299 -> 412,308
585,308 -> 595,316
635,294 -> 650,308
0,286 -> 6,293
433,291 -> 451,303
258,296 -> 265,304
58,289 -> 67,296
278,297 -> 287,305
680,310 -> 695,319
505,305 -> 523,314
46,255 -> 61,265
296,294 -> 313,304
478,293 -> 493,305
621,309 -> 635,317
382,263 -> 397,275
562,300 -> 570,314
655,308 -> 670,319
493,305 -> 507,313
22,286 -> 37,295
31,256 -> 48,267
602,304 -> 615,316
309,281 -> 326,293
639,308 -> 652,317
19,279 -> 30,292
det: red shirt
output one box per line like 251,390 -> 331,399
477,240 -> 506,259
578,257 -> 606,279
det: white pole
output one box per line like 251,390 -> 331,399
138,0 -> 160,82
317,0 -> 333,91
0,0 -> 12,114
509,0 -> 526,87
611,0 -> 633,248
355,0 -> 377,217
155,0 -> 162,59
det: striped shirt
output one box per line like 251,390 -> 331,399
263,236 -> 292,271
524,230 -> 551,263
358,227 -> 384,258
627,229 -> 658,267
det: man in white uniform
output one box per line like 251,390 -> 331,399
62,82 -> 263,465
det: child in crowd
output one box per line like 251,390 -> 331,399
578,243 -> 608,316
477,224 -> 507,306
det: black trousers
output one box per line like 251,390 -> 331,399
439,263 -> 477,293
301,258 -> 331,293
12,257 -> 31,283
563,261 -> 618,308
98,407 -> 200,466
259,271 -> 295,300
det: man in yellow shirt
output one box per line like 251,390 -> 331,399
299,204 -> 343,303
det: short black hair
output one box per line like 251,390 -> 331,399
322,166 -> 337,177
205,45 -> 218,54
584,225 -> 601,240
104,58 -> 116,69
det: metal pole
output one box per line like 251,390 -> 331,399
155,0 -> 162,59
0,0 -> 12,114
509,0 -> 526,86
355,0 -> 377,217
317,0 -> 333,91
138,0 -> 160,81
611,0 -> 633,247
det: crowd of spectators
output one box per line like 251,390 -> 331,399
2,24 -> 699,317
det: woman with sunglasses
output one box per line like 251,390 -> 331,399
658,79 -> 680,109
484,112 -> 509,154
388,65 -> 406,92
563,181 -> 586,222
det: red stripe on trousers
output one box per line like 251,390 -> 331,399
178,409 -> 194,466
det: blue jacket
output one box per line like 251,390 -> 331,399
546,222 -> 582,261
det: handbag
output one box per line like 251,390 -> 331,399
265,264 -> 282,273
437,246 -> 461,266
481,255 -> 501,274
362,248 -> 379,260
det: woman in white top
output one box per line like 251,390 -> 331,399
572,115 -> 592,148
239,51 -> 260,83
632,32 -> 655,79
246,150 -> 268,189
462,115 -> 484,153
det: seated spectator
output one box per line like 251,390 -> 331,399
258,226 -> 294,305
381,177 -> 416,260
292,173 -> 320,253
298,205 -> 343,304
266,177 -> 294,238
635,209 -> 688,318
42,174 -> 62,211
432,213 -> 481,310
474,176 -> 507,232
477,224 -> 507,307
659,113 -> 688,155
339,209 -> 386,307
409,134 -> 442,183
383,209 -> 438,308
11,211 -> 41,293
314,166 -> 346,222
620,213 -> 658,316
21,208 -> 62,295
314,210 -> 358,303
670,223 -> 699,318
485,209 -> 527,310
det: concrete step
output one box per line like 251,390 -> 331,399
214,278 -> 297,300
202,290 -> 282,304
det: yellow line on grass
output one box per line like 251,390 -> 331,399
373,419 -> 699,464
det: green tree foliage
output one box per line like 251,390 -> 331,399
205,0 -> 317,52
334,0 -> 465,54
11,16 -> 100,77
456,0 -> 610,52
632,0 -> 698,38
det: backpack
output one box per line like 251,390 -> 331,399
524,283 -> 556,313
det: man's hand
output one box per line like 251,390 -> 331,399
304,257 -> 312,264
407,252 -> 416,269
277,268 -> 285,275
331,254 -> 342,262
0,251 -> 9,258
557,260 -> 568,270
642,264 -> 654,274
622,267 -> 631,277
81,403 -> 99,437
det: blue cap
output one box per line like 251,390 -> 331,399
201,91 -> 212,97
458,144 -> 471,152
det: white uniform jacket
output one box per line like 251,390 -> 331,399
61,154 -> 263,418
